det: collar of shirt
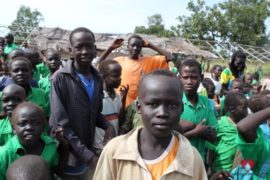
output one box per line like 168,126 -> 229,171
182,93 -> 206,109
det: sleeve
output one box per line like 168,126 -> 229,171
205,100 -> 218,127
121,101 -> 136,131
50,75 -> 94,163
192,148 -> 208,180
0,147 -> 8,180
236,128 -> 270,174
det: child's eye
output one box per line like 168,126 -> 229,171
149,103 -> 158,108
168,104 -> 178,108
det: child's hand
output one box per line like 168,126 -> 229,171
194,119 -> 209,136
119,85 -> 129,104
55,127 -> 69,149
203,128 -> 217,142
211,171 -> 231,180
142,38 -> 150,47
110,38 -> 124,50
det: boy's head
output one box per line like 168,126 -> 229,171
24,49 -> 41,67
230,78 -> 244,93
1,62 -> 9,75
6,155 -> 51,180
2,84 -> 26,117
224,92 -> 248,123
230,50 -> 246,72
8,49 -> 25,61
137,69 -> 183,138
127,34 -> 144,59
202,78 -> 215,99
11,102 -> 46,148
179,58 -> 202,96
248,94 -> 269,113
9,57 -> 32,86
98,59 -> 122,89
69,27 -> 96,66
244,73 -> 253,85
5,33 -> 14,45
44,48 -> 61,73
211,65 -> 222,79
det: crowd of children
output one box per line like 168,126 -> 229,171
0,28 -> 269,180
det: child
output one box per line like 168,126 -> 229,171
178,59 -> 217,160
210,65 -> 222,97
237,106 -> 270,179
211,92 -> 248,173
93,69 -> 207,179
38,49 -> 61,116
4,57 -> 48,117
220,51 -> 246,94
0,63 -> 11,91
6,155 -> 51,180
0,102 -> 59,179
0,84 -> 26,146
98,35 -> 172,107
24,48 -> 42,82
93,60 -> 128,152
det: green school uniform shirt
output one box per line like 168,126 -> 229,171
3,43 -> 17,56
38,75 -> 51,115
0,117 -> 13,146
211,116 -> 238,172
236,129 -> 270,179
36,63 -> 50,79
0,87 -> 48,117
180,93 -> 218,159
0,135 -> 59,180
32,68 -> 41,82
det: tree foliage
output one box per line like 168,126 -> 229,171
134,14 -> 174,37
172,0 -> 270,45
9,5 -> 44,40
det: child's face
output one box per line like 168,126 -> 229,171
231,81 -> 243,93
2,87 -> 25,117
231,98 -> 248,123
104,64 -> 122,89
46,51 -> 61,72
245,75 -> 252,85
12,106 -> 44,148
179,66 -> 201,96
127,37 -> 143,59
213,67 -> 222,78
10,61 -> 31,86
138,76 -> 183,138
207,85 -> 215,99
70,31 -> 96,67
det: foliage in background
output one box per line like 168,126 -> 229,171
8,5 -> 44,41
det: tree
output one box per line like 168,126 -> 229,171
9,5 -> 44,40
172,0 -> 270,46
134,14 -> 174,37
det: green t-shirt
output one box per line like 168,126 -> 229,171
3,43 -> 17,56
121,100 -> 143,131
211,116 -> 238,172
236,129 -> 270,179
0,117 -> 13,146
38,75 -> 51,116
32,68 -> 41,82
0,135 -> 59,179
180,93 -> 218,159
36,63 -> 50,79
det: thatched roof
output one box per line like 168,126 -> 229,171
27,27 -> 218,59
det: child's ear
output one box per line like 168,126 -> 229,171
136,99 -> 142,114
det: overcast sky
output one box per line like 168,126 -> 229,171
0,0 -> 269,35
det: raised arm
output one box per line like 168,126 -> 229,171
237,107 -> 270,142
97,38 -> 124,64
143,38 -> 173,62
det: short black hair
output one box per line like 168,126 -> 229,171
179,58 -> 202,75
8,49 -> 25,59
6,155 -> 51,180
9,57 -> 32,71
138,69 -> 182,94
249,94 -> 270,113
224,92 -> 247,114
128,34 -> 143,44
5,33 -> 14,41
69,27 -> 95,45
45,48 -> 61,59
211,64 -> 222,72
98,59 -> 121,77
231,78 -> 244,86
11,102 -> 46,126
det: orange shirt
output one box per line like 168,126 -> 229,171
114,56 -> 168,107
144,135 -> 179,180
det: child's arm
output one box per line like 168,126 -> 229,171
118,85 -> 129,126
97,38 -> 124,64
237,107 -> 270,142
184,119 -> 209,138
142,38 -> 173,62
